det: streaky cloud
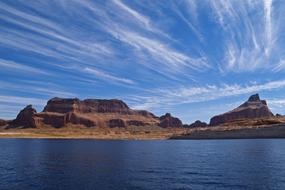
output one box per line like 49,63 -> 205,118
0,59 -> 48,75
84,67 -> 135,85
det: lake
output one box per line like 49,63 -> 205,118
0,139 -> 285,190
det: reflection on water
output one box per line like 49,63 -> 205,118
1,139 -> 285,190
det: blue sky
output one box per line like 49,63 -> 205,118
1,0 -> 285,123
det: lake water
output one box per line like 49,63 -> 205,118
1,139 -> 285,190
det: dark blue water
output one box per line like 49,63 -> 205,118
1,139 -> 285,190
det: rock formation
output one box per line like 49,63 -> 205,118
187,120 -> 208,128
43,98 -> 132,114
210,94 -> 274,126
159,113 -> 183,128
9,97 -> 160,128
0,119 -> 8,126
10,105 -> 38,128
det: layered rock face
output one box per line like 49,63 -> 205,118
210,94 -> 274,126
10,97 -> 160,128
43,98 -> 131,114
159,113 -> 183,128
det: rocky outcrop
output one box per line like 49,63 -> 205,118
0,119 -> 8,126
210,94 -> 274,126
187,120 -> 208,128
10,105 -> 38,128
8,97 -> 163,128
159,113 -> 183,128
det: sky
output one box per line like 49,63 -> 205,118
1,0 -> 285,123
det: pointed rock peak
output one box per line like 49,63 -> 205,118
159,113 -> 182,128
20,105 -> 37,114
11,104 -> 38,128
248,94 -> 260,102
188,120 -> 208,128
25,104 -> 34,109
165,113 -> 172,117
22,105 -> 37,113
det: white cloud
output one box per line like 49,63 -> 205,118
113,0 -> 149,28
0,1 -> 113,64
71,0 -> 209,74
0,81 -> 76,97
264,0 -> 273,57
0,59 -> 48,74
268,99 -> 285,108
0,95 -> 46,106
273,59 -> 285,72
107,27 -> 209,71
206,0 -> 281,72
84,67 -> 135,85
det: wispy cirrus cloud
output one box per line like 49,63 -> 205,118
83,67 -> 135,85
0,1 -> 113,70
1,0 -> 208,85
0,81 -> 77,97
273,59 -> 285,72
0,12 -> 113,61
107,27 -> 209,72
264,0 -> 273,56
206,0 -> 282,72
0,95 -> 46,106
268,99 -> 285,108
112,0 -> 150,29
69,0 -> 208,74
0,1 -> 113,57
127,79 -> 285,110
0,59 -> 48,74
